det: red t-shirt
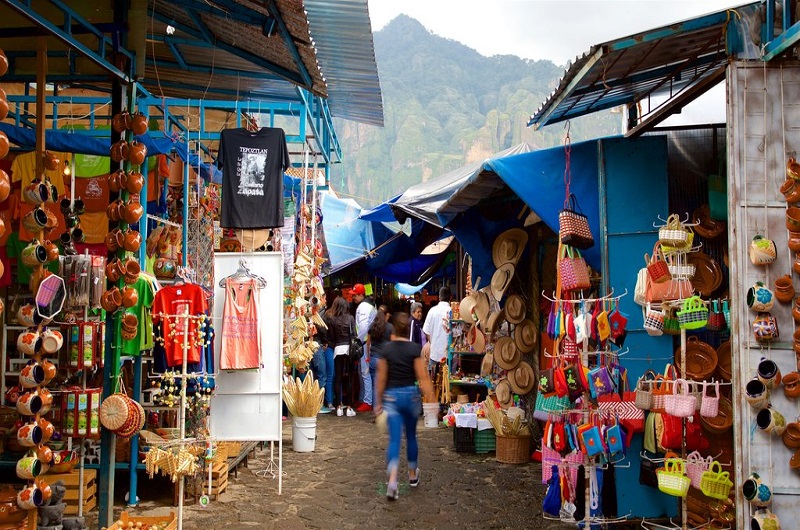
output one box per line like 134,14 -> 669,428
152,284 -> 208,367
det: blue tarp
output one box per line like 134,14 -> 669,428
0,123 -> 222,183
320,193 -> 374,273
359,194 -> 400,222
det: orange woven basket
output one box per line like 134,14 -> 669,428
495,434 -> 530,464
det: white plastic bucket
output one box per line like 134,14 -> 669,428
292,416 -> 317,452
423,403 -> 439,428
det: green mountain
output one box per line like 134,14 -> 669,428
332,15 -> 621,206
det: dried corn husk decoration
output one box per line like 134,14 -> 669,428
282,370 -> 324,417
483,398 -> 530,436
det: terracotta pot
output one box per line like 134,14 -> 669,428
122,229 -> 141,252
0,131 -> 9,159
122,313 -> 138,332
792,448 -> 800,470
108,169 -> 123,193
789,157 -> 800,180
788,207 -> 800,231
783,178 -> 800,202
0,97 -> 8,122
37,418 -> 54,444
110,140 -> 127,163
105,258 -> 122,283
790,231 -> 800,252
122,258 -> 140,283
794,254 -> 800,276
121,286 -> 138,308
127,141 -> 147,166
0,168 -> 10,202
0,49 -> 6,77
122,201 -> 143,225
131,112 -> 148,136
125,171 -> 144,193
783,422 -> 800,449
112,111 -> 131,134
784,371 -> 800,398
43,240 -> 59,263
43,151 -> 59,171
104,230 -> 120,252
775,275 -> 795,303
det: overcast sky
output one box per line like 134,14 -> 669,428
367,0 -> 747,125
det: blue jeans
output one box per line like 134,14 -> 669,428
383,385 -> 421,478
369,355 -> 378,407
312,347 -> 327,396
360,348 -> 373,405
323,346 -> 335,406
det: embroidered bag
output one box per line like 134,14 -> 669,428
558,245 -> 591,292
559,193 -> 594,249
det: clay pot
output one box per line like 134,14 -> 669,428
127,141 -> 147,166
0,97 -> 8,122
43,240 -> 59,263
112,111 -> 131,134
789,157 -> 800,180
0,131 -> 9,159
43,151 -> 59,171
105,258 -> 122,283
783,422 -> 800,449
122,229 -> 141,252
788,207 -> 800,231
122,201 -> 143,225
0,168 -> 10,202
105,228 -> 124,252
775,275 -> 795,303
783,178 -> 800,203
794,254 -> 800,276
122,258 -> 140,284
110,140 -> 128,163
784,371 -> 800,399
125,171 -> 144,193
0,49 -> 7,77
122,313 -> 138,332
121,286 -> 138,308
131,113 -> 148,136
108,169 -> 123,193
101,287 -> 122,312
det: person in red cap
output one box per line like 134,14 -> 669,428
353,283 -> 377,412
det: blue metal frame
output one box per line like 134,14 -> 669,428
762,0 -> 800,61
0,0 -> 135,82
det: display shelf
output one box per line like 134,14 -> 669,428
449,380 -> 487,386
450,351 -> 483,355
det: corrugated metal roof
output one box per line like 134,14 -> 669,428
528,2 -> 758,133
303,0 -> 384,126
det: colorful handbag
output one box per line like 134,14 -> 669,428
657,457 -> 691,497
685,451 -> 713,489
553,361 -> 569,399
635,370 -> 656,410
559,245 -> 591,292
634,267 -> 648,307
660,412 -> 709,451
559,193 -> 594,249
700,380 -> 720,418
639,453 -> 661,488
664,378 -> 697,418
589,366 -> 615,398
534,392 -> 570,421
646,242 -> 671,284
538,365 -> 556,397
643,304 -> 665,336
676,296 -> 708,330
579,423 -> 605,457
706,299 -> 726,332
606,416 -> 625,455
700,461 -> 733,500
659,214 -> 690,248
563,363 -> 584,401
598,392 -> 645,433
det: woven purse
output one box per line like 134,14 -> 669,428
643,304 -> 665,336
677,296 -> 708,330
558,245 -> 591,292
700,461 -> 733,500
635,370 -> 656,410
659,214 -> 690,248
559,193 -> 594,249
657,457 -> 691,497
700,380 -> 720,418
664,378 -> 696,418
645,242 -> 671,284
685,451 -> 713,489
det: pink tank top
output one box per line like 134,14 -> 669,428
221,278 -> 261,369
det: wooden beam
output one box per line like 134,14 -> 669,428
35,37 -> 46,181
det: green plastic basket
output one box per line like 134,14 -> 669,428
475,429 -> 496,454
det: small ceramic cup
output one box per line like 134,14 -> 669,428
775,275 -> 795,304
751,509 -> 781,530
15,392 -> 43,416
742,472 -> 772,508
784,371 -> 800,399
40,328 -> 63,355
782,421 -> 800,449
746,378 -> 770,410
756,406 -> 786,436
748,282 -> 775,312
16,303 -> 41,328
39,360 -> 57,386
37,418 -> 54,444
19,362 -> 45,389
758,357 -> 783,389
36,445 -> 53,467
35,478 -> 52,503
16,483 -> 43,509
121,286 -> 138,308
20,240 -> 47,267
16,330 -> 42,356
16,421 -> 43,448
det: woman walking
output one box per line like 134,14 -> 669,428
374,312 -> 435,500
409,302 -> 426,347
326,296 -> 357,417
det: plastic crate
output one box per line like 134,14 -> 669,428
475,429 -> 496,454
453,427 -> 475,453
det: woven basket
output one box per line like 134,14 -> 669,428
700,462 -> 733,500
99,393 -> 132,432
495,434 -> 530,464
657,458 -> 690,497
685,451 -> 713,489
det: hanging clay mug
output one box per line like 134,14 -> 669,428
784,371 -> 800,399
781,420 -> 800,449
122,229 -> 141,252
131,112 -> 148,136
0,95 -> 7,122
124,171 -> 144,193
122,201 -> 144,225
756,406 -> 786,436
42,151 -> 59,172
751,509 -> 781,530
121,286 -> 138,308
758,357 -> 782,389
111,110 -> 131,133
774,275 -> 795,304
0,168 -> 10,202
110,140 -> 128,163
748,282 -> 775,312
127,141 -> 147,166
107,169 -> 124,193
0,131 -> 9,159
746,378 -> 770,410
106,258 -> 122,283
743,473 -> 773,508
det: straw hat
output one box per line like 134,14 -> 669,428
459,294 -> 477,322
513,319 -> 537,353
504,294 -> 526,325
467,324 -> 486,353
473,290 -> 491,327
490,263 -> 515,302
486,309 -> 505,336
508,361 -> 535,395
480,352 -> 494,376
492,228 -> 527,267
495,379 -> 514,409
494,336 -> 520,370
235,228 -> 271,251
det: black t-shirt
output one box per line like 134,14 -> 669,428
219,127 -> 290,228
382,340 -> 421,389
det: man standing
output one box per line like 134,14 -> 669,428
353,283 -> 377,412
422,286 -> 452,381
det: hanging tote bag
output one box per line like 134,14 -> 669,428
664,378 -> 697,418
558,245 -> 591,292
676,296 -> 709,330
635,370 -> 657,410
700,380 -> 720,418
700,461 -> 734,500
348,319 -> 364,363
645,242 -> 671,284
657,457 -> 691,497
643,304 -> 665,336
659,214 -> 690,248
685,451 -> 713,490
559,193 -> 594,249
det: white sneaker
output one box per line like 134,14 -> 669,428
346,407 -> 356,417
336,406 -> 344,417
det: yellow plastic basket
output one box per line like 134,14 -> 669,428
700,461 -> 733,500
657,458 -> 690,497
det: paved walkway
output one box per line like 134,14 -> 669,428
112,411 -> 577,530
